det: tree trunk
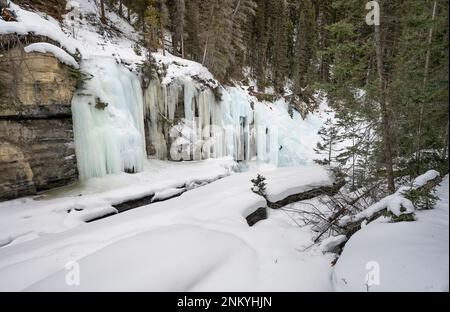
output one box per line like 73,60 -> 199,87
374,24 -> 396,194
202,34 -> 209,66
328,137 -> 333,165
443,120 -> 449,161
0,0 -> 8,10
415,0 -> 438,174
118,0 -> 123,17
100,0 -> 106,24
181,35 -> 185,58
160,21 -> 166,56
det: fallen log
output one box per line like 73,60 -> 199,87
341,173 -> 443,238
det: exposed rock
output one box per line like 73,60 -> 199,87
0,47 -> 76,117
0,47 -> 78,201
246,207 -> 267,226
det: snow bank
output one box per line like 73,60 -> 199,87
24,43 -> 79,68
333,176 -> 449,292
321,235 -> 348,253
263,165 -> 333,203
0,165 -> 334,292
153,52 -> 218,87
413,170 -> 440,188
26,226 -> 258,292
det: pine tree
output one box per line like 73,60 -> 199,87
268,0 -> 289,94
167,0 -> 185,57
292,0 -> 317,108
314,118 -> 342,166
184,0 -> 201,62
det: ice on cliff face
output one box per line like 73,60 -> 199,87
144,75 -> 323,167
72,58 -> 324,180
144,77 -> 256,162
72,58 -> 146,180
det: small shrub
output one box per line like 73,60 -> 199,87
133,43 -> 142,56
402,188 -> 438,210
138,55 -> 158,83
251,174 -> 267,197
255,93 -> 277,102
384,209 -> 416,223
67,66 -> 90,88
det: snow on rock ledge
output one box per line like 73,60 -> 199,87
264,165 -> 334,203
24,43 -> 79,68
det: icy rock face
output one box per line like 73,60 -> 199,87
72,58 -> 146,180
144,77 -> 257,162
144,76 -> 319,167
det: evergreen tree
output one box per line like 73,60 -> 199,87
314,118 -> 342,166
292,0 -> 317,108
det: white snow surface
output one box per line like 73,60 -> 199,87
0,158 -> 237,249
263,165 -> 333,202
321,235 -> 348,253
24,42 -> 79,68
0,163 -> 335,292
413,169 -> 440,188
333,175 -> 449,292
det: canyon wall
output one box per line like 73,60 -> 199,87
0,47 -> 78,200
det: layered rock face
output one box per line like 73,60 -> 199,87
0,47 -> 78,201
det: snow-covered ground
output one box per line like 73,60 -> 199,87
0,158 -> 237,248
0,164 -> 448,292
0,163 -> 335,292
333,175 -> 450,292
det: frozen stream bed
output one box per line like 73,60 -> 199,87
0,160 -> 336,291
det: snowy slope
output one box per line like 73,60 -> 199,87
333,176 -> 449,292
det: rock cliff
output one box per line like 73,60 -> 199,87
0,46 -> 78,200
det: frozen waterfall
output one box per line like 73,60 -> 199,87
71,58 -> 146,180
144,77 -> 256,162
71,60 -> 322,181
143,76 -> 322,167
